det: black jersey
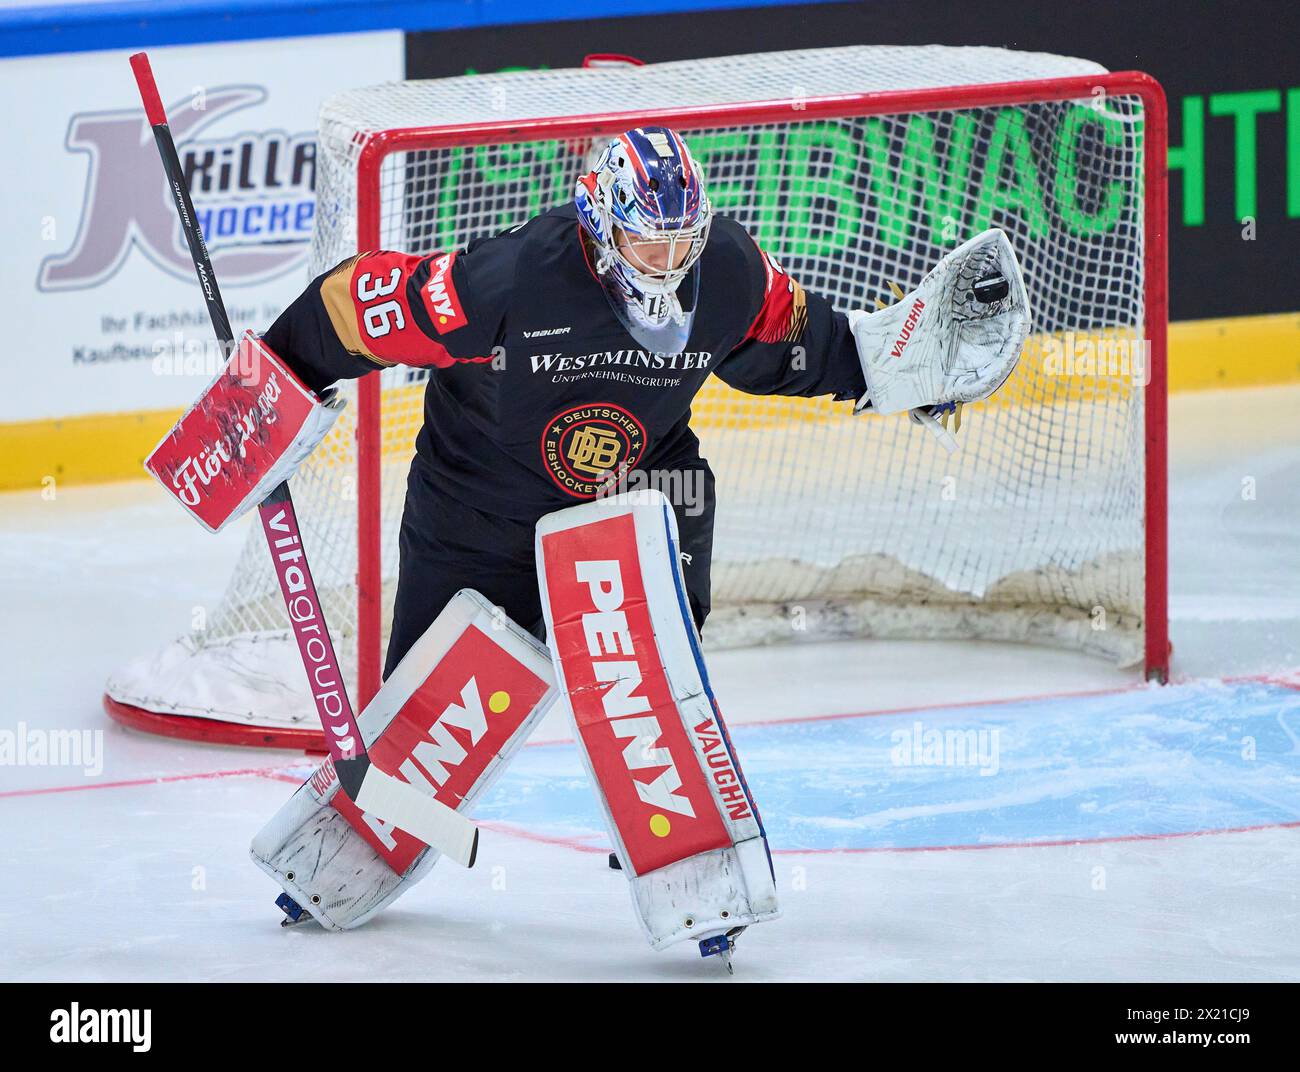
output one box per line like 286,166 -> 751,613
264,203 -> 865,521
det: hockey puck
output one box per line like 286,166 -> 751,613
973,272 -> 1010,304
608,852 -> 622,870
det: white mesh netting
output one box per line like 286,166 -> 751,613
108,45 -> 1154,734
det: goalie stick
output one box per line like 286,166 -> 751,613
128,52 -> 478,869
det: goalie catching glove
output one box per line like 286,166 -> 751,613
848,228 -> 1031,451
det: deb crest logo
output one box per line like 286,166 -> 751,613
39,86 -> 315,292
543,512 -> 730,874
542,402 -> 647,498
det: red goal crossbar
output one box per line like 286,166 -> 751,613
351,71 -> 1170,706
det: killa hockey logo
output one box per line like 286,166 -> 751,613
39,86 -> 315,292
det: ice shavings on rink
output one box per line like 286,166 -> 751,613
275,678 -> 1300,853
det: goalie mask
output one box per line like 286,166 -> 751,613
575,127 -> 711,339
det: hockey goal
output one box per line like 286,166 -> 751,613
105,45 -> 1168,749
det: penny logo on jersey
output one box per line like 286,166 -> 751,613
542,403 -> 646,497
420,252 -> 467,333
38,86 -> 315,292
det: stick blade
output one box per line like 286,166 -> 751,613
353,766 -> 479,868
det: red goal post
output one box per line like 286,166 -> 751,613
351,71 -> 1169,707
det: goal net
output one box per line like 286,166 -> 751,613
105,45 -> 1167,748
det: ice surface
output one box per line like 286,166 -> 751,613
1,386 -> 1297,981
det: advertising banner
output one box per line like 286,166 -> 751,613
1,31 -> 402,423
408,0 -> 1300,322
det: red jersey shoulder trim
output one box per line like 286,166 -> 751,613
741,239 -> 807,346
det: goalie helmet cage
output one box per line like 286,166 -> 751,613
104,45 -> 1168,751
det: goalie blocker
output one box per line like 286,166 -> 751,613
144,330 -> 345,533
536,490 -> 780,956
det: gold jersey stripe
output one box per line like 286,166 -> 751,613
320,254 -> 395,368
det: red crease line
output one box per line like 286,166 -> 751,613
0,764 -> 289,800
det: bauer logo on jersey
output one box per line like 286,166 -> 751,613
541,403 -> 646,497
539,513 -> 731,874
421,251 -> 467,333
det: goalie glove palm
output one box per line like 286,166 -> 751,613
848,229 -> 1031,420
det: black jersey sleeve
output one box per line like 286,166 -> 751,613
262,232 -> 516,395
710,220 -> 866,402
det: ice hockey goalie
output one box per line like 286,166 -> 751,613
252,124 -> 1029,961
